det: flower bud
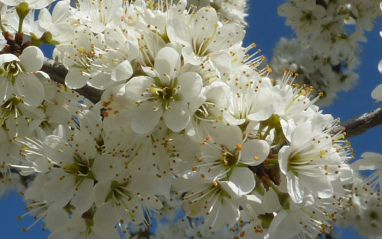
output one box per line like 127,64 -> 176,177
16,2 -> 30,20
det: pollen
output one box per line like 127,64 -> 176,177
236,144 -> 242,150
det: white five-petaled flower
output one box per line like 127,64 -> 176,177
167,6 -> 245,66
171,121 -> 270,231
278,120 -> 352,204
0,46 -> 45,106
118,46 -> 205,133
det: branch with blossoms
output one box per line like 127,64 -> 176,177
40,58 -> 382,139
1,1 -> 382,239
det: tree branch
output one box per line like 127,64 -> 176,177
332,107 -> 382,139
41,58 -> 103,104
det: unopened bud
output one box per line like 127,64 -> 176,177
16,2 -> 30,20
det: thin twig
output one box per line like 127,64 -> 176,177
331,107 -> 382,139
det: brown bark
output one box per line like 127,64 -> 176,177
41,58 -> 103,104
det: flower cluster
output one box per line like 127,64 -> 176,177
1,0 -> 381,238
270,37 -> 359,106
185,0 -> 248,25
335,172 -> 382,239
331,3 -> 382,236
273,0 -> 381,105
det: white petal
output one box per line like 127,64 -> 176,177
51,1 -> 70,22
227,167 -> 255,196
209,23 -> 245,51
24,173 -> 47,199
241,139 -> 270,166
301,173 -> 333,199
167,18 -> 192,46
0,53 -> 19,65
15,74 -> 44,106
111,60 -> 133,81
43,172 -> 76,210
371,84 -> 382,102
43,135 -> 73,165
262,188 -> 282,213
337,164 -> 353,183
128,172 -> 172,199
48,223 -> 78,239
45,208 -> 70,232
78,110 -> 101,136
124,76 -> 153,101
177,72 -> 203,102
65,68 -> 90,89
290,122 -> 312,147
70,178 -> 95,215
131,101 -> 163,134
0,79 -> 11,103
88,73 -> 112,89
353,152 -> 382,170
205,122 -> 242,151
1,0 -> 53,8
19,46 -> 44,72
223,112 -> 246,125
280,118 -> 296,142
278,146 -> 292,175
163,101 -> 190,132
247,106 -> 273,121
154,47 -> 181,85
182,46 -> 204,65
94,181 -> 111,206
286,171 -> 304,204
268,210 -> 300,239
247,88 -> 274,120
193,7 -> 219,39
209,52 -> 231,78
92,155 -> 122,182
52,125 -> 67,138
203,198 -> 239,231
93,203 -> 120,239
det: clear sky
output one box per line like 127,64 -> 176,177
1,1 -> 381,238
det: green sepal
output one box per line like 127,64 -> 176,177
258,213 -> 274,229
40,31 -> 60,45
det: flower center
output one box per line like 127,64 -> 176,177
2,61 -> 22,84
1,97 -> 22,125
155,86 -> 175,101
63,154 -> 95,182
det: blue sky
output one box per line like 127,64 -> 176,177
1,1 -> 381,238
